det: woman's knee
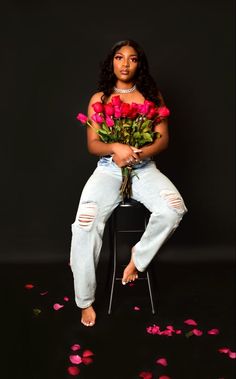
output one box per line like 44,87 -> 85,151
160,190 -> 187,213
159,190 -> 187,226
75,201 -> 99,232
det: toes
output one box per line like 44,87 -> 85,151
81,320 -> 95,327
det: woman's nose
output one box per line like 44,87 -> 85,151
123,59 -> 130,67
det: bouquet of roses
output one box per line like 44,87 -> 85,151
76,95 -> 170,201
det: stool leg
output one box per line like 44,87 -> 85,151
146,270 -> 156,314
108,213 -> 117,315
144,211 -> 156,314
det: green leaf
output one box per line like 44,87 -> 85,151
141,120 -> 152,129
133,131 -> 141,139
33,308 -> 42,316
98,129 -> 109,135
185,331 -> 193,338
142,132 -> 153,142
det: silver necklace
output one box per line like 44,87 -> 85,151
113,84 -> 136,94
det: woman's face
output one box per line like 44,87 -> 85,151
113,45 -> 138,84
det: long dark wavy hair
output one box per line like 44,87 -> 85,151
97,40 -> 161,105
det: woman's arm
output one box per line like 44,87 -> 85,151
134,119 -> 169,160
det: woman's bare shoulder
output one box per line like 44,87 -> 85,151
88,91 -> 104,104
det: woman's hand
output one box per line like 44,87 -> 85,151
112,143 -> 142,167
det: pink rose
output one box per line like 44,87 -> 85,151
111,95 -> 122,106
114,106 -> 122,118
158,106 -> 170,118
146,107 -> 158,119
76,113 -> 88,124
104,103 -> 114,116
137,103 -> 145,114
138,100 -> 155,116
128,102 -> 139,118
144,100 -> 155,114
105,115 -> 114,127
120,103 -> 131,117
91,113 -> 104,123
92,102 -> 104,113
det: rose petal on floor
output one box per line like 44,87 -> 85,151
175,329 -> 182,334
53,303 -> 64,311
146,324 -> 160,335
159,376 -> 171,379
64,296 -> 69,302
69,355 -> 82,364
40,291 -> 48,296
24,284 -> 34,289
156,357 -> 168,366
134,306 -> 140,311
192,328 -> 203,336
228,351 -> 236,359
159,330 -> 173,336
184,319 -> 197,326
71,344 -> 81,351
82,357 -> 93,365
207,328 -> 219,335
218,347 -> 229,354
139,371 -> 153,379
82,350 -> 94,357
166,325 -> 175,332
67,366 -> 80,376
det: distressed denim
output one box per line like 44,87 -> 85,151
70,157 -> 187,308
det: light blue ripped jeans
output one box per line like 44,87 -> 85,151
70,157 -> 187,309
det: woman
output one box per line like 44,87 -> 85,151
70,40 -> 187,327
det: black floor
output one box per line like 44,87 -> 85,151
1,253 -> 235,379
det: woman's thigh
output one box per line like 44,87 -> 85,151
74,165 -> 123,221
131,161 -> 187,214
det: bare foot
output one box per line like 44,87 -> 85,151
81,305 -> 96,327
122,250 -> 138,285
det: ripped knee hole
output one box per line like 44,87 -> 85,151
160,190 -> 186,213
78,202 -> 98,228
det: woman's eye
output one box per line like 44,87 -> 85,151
131,58 -> 138,62
115,56 -> 122,60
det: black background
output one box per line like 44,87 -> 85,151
0,0 -> 235,262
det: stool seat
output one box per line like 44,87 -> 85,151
108,199 -> 156,314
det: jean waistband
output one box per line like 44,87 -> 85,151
98,155 -> 152,169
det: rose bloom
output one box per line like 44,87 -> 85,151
144,100 -> 155,114
146,107 -> 158,119
128,103 -> 139,119
105,115 -> 114,127
104,103 -> 114,116
111,95 -> 122,106
91,113 -> 104,123
158,106 -> 170,118
76,113 -> 88,124
120,103 -> 131,117
92,102 -> 104,113
114,106 -> 122,118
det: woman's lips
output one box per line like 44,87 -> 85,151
120,70 -> 129,74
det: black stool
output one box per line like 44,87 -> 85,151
108,198 -> 156,314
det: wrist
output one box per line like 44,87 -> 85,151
111,142 -> 119,154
